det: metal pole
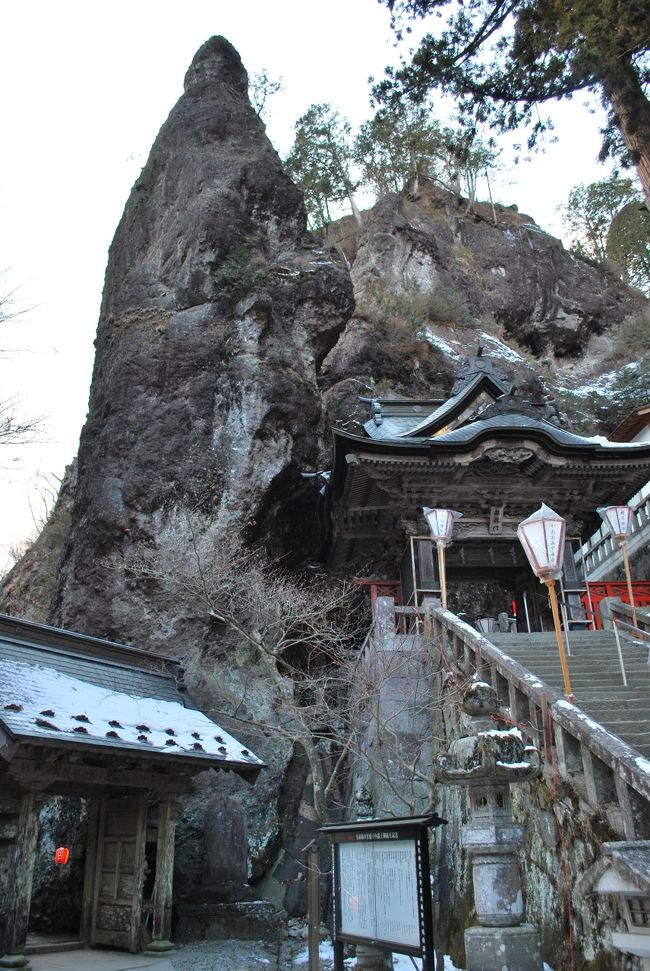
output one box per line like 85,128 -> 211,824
523,591 -> 531,633
558,576 -> 572,657
307,842 -> 320,971
437,542 -> 447,610
612,620 -> 628,688
620,539 -> 638,629
580,547 -> 596,630
545,578 -> 574,703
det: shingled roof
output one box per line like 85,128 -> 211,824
0,614 -> 264,780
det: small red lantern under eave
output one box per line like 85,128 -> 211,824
54,846 -> 70,865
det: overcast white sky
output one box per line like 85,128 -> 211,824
0,0 -> 614,569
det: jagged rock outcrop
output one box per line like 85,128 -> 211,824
50,37 -> 353,642
321,182 -> 645,427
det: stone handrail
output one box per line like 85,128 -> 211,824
604,598 -> 650,638
423,603 -> 650,841
576,480 -> 650,579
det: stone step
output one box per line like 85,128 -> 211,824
547,680 -> 647,694
490,640 -> 644,654
26,936 -> 85,955
613,733 -> 650,752
497,657 -> 647,675
505,658 -> 648,670
485,632 -> 650,759
490,633 -> 618,645
496,643 -> 646,655
599,720 -> 650,735
586,704 -> 650,718
580,690 -> 648,716
494,645 -> 646,658
515,672 -> 647,688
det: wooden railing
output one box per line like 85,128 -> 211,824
371,597 -> 650,841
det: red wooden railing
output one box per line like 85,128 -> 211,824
581,581 -> 650,629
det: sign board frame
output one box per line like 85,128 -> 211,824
320,813 -> 446,971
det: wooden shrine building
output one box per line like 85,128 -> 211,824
0,614 -> 264,967
320,349 -> 650,612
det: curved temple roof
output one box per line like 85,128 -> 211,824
321,351 -> 650,568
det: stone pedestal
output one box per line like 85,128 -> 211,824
465,924 -> 544,971
354,944 -> 392,969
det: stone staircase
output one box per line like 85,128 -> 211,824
489,629 -> 650,757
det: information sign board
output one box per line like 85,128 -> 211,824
338,839 -> 420,947
320,812 -> 446,971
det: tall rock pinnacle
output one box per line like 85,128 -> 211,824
50,36 -> 354,640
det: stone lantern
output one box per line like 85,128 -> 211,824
434,680 -> 544,970
579,841 -> 650,969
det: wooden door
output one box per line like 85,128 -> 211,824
89,795 -> 147,952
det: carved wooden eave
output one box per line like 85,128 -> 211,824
322,417 -> 650,569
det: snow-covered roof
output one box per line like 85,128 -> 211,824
0,619 -> 264,775
364,373 -> 507,441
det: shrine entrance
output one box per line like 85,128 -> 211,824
395,532 -> 587,633
86,795 -> 148,952
0,615 -> 264,967
320,351 -> 650,631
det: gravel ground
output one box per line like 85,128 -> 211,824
168,936 -> 471,970
171,939 -> 281,970
169,934 -> 325,971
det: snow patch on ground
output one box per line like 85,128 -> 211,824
421,328 -> 463,360
569,362 -> 639,398
293,945 -> 463,969
478,332 -> 526,364
292,943 -> 555,970
391,956 -> 461,970
293,942 -> 353,967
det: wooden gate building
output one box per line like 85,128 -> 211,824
0,614 -> 263,967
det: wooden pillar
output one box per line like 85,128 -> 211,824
145,799 -> 178,954
79,799 -> 100,944
0,791 -> 40,969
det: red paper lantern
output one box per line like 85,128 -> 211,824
54,846 -> 70,865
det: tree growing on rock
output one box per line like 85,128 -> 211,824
561,175 -> 650,294
375,0 -> 650,209
248,68 -> 283,119
354,102 -> 497,207
0,273 -> 41,448
284,103 -> 363,229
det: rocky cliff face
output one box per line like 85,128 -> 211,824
6,45 -> 645,634
320,182 -> 644,429
51,37 -> 353,642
